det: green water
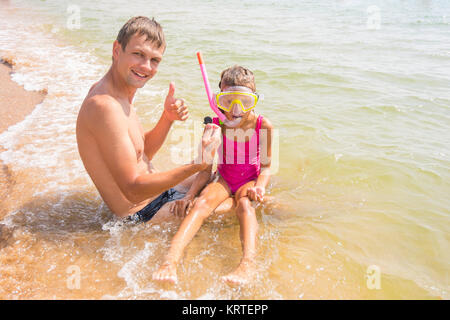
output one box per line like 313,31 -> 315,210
0,0 -> 449,299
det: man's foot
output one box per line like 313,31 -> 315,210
221,259 -> 255,286
152,262 -> 178,284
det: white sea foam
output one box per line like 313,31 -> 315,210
1,0 -> 449,300
117,242 -> 155,293
0,13 -> 103,190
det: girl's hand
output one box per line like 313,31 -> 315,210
169,195 -> 195,218
247,186 -> 265,202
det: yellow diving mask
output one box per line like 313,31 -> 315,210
215,86 -> 262,113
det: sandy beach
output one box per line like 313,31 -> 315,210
0,0 -> 448,300
0,58 -> 46,134
0,57 -> 46,218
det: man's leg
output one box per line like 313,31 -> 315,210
172,171 -> 201,193
172,158 -> 216,193
152,176 -> 231,284
222,180 -> 259,285
147,170 -> 208,224
152,171 -> 234,223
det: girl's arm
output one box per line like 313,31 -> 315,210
250,117 -> 274,201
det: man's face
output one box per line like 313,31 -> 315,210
113,33 -> 164,89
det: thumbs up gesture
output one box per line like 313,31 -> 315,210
164,82 -> 189,122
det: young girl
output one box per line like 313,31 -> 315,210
153,65 -> 273,285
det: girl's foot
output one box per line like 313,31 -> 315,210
221,259 -> 255,286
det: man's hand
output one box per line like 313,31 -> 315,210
169,195 -> 195,218
164,82 -> 189,122
196,123 -> 221,168
247,186 -> 265,202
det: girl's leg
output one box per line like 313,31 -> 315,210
222,180 -> 259,285
152,177 -> 231,284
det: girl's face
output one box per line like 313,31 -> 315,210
220,85 -> 255,128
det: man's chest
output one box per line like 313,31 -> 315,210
127,112 -> 145,161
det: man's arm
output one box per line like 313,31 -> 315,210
144,82 -> 188,160
183,164 -> 213,201
84,96 -> 217,205
143,111 -> 174,161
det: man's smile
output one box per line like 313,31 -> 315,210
131,69 -> 150,79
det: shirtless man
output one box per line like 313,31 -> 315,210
76,16 -> 221,222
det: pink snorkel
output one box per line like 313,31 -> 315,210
196,52 -> 229,125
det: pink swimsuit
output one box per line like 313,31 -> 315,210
213,115 -> 263,194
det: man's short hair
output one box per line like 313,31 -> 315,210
219,65 -> 256,92
116,16 -> 166,51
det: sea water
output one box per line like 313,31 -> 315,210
0,0 -> 449,299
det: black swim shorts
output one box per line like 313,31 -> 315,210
126,188 -> 186,223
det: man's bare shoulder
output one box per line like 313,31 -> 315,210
79,91 -> 124,130
81,93 -> 121,116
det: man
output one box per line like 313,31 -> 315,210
76,16 -> 221,223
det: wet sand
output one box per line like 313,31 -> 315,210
0,57 -> 46,219
0,57 -> 46,133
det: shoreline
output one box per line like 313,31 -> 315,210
0,56 -> 47,134
0,56 -> 47,219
